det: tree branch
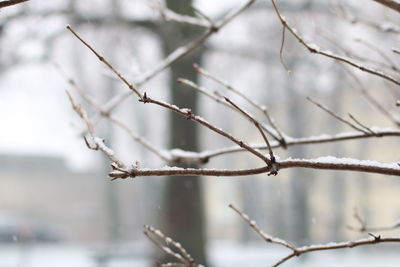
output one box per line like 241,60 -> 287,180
0,0 -> 28,8
372,0 -> 400,13
271,0 -> 400,86
231,204 -> 400,267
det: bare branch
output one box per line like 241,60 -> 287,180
232,205 -> 400,267
144,225 -> 199,267
138,92 -> 271,165
306,97 -> 370,134
101,0 -> 256,112
56,65 -> 171,163
193,63 -> 286,145
344,68 -> 400,127
150,0 -> 211,28
110,156 -> 400,179
224,97 -> 276,167
229,204 -> 297,251
66,25 -> 142,98
66,91 -> 126,169
348,209 -> 400,232
271,0 -> 400,86
0,0 -> 28,8
347,113 -> 376,135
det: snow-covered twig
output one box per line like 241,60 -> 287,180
150,0 -> 211,28
100,0 -> 256,112
231,204 -> 400,267
109,156 -> 400,179
144,225 -> 199,267
66,91 -> 126,169
57,66 -> 171,162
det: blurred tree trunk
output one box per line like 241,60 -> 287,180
159,1 -> 207,265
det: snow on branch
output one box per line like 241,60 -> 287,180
109,156 -> 400,179
230,204 -> 400,267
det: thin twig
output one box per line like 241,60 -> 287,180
224,97 -> 275,166
150,0 -> 211,28
100,0 -> 256,112
229,204 -> 297,251
348,113 -> 376,135
354,38 -> 399,72
177,77 -> 284,146
138,92 -> 270,165
344,68 -> 400,127
57,65 -> 171,162
66,25 -> 142,98
271,0 -> 400,86
348,209 -> 400,232
232,205 -> 400,267
193,63 -> 286,145
307,97 -> 369,134
66,91 -> 126,169
162,128 -> 400,164
144,225 -> 197,266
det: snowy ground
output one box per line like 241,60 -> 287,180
0,242 -> 398,267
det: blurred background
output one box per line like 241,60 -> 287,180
0,0 -> 399,266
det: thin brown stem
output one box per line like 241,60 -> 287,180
139,92 -> 270,164
224,97 -> 275,163
193,64 -> 285,145
307,97 -> 369,134
271,0 -> 400,86
66,25 -> 142,98
109,156 -> 400,179
372,0 -> 400,13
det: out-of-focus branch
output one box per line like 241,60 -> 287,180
193,63 -> 286,146
177,77 -> 284,145
372,0 -> 400,13
271,0 -> 400,86
150,0 -> 211,28
348,209 -> 400,232
0,0 -> 28,8
344,69 -> 400,127
101,0 -> 256,112
57,65 -> 171,163
144,225 -> 201,267
66,91 -> 126,169
306,97 -> 371,134
138,92 -> 271,165
165,128 -> 400,164
231,204 -> 400,267
224,97 -> 276,172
